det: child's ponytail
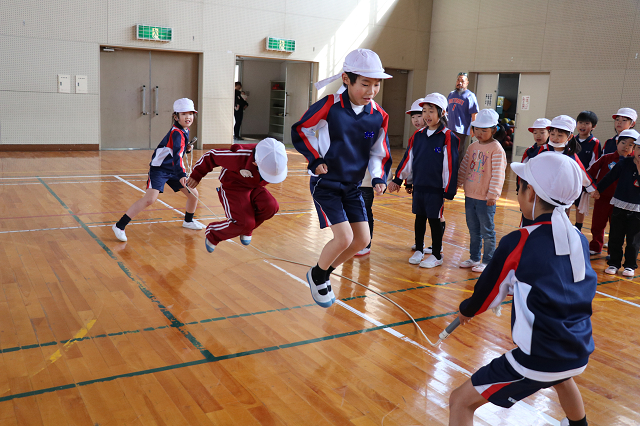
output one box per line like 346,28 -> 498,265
436,105 -> 448,128
564,134 -> 582,156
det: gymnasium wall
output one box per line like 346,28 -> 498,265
426,0 -> 640,142
0,0 -> 431,149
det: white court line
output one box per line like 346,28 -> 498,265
114,175 -> 186,217
596,290 -> 640,308
0,219 -> 187,235
264,260 -> 560,426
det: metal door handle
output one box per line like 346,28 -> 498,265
284,91 -> 289,116
154,86 -> 159,115
142,85 -> 148,115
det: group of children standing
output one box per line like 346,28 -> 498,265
110,47 -> 637,426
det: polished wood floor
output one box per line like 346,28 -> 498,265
0,148 -> 638,426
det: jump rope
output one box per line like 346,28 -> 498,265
182,140 -> 460,347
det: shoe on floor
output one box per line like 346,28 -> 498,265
419,255 -> 443,269
606,255 -> 611,261
622,267 -> 635,277
471,263 -> 487,273
604,266 -> 618,275
205,238 -> 216,253
410,244 -> 441,254
239,235 -> 252,245
603,242 -> 608,248
409,250 -> 424,264
589,250 -> 600,255
306,268 -> 334,308
560,418 -> 569,426
459,259 -> 481,268
355,247 -> 371,256
183,220 -> 206,230
112,224 -> 127,242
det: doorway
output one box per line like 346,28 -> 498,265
380,69 -> 409,148
100,48 -> 199,149
235,57 -> 315,145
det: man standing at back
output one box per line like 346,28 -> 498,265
447,72 -> 479,161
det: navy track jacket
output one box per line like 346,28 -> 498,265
149,123 -> 189,178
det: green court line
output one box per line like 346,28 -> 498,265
0,309 -> 460,403
37,178 -> 215,362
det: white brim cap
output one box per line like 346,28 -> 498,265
406,98 -> 425,114
314,48 -> 392,91
547,115 -> 576,133
255,138 -> 288,184
612,108 -> 637,122
173,98 -> 198,113
419,93 -> 448,112
528,118 -> 552,133
619,129 -> 640,142
471,109 -> 499,128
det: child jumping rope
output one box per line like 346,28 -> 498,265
112,98 -> 205,242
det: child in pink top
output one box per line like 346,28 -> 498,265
457,109 -> 507,272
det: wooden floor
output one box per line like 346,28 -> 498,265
0,148 -> 638,426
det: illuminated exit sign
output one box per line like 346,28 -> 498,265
266,37 -> 295,52
137,24 -> 172,42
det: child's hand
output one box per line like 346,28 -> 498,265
486,199 -> 496,206
186,177 -> 199,188
591,190 -> 600,200
405,185 -> 413,194
458,313 -> 473,325
240,169 -> 253,178
374,183 -> 386,195
315,164 -> 328,175
387,181 -> 400,193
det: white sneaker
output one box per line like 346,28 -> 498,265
112,224 -> 127,242
589,250 -> 600,255
411,244 -> 441,254
239,235 -> 252,245
459,259 -> 481,268
419,255 -> 443,268
355,247 -> 371,256
409,251 -> 424,264
560,418 -> 569,426
622,267 -> 635,277
604,266 -> 618,275
603,242 -> 608,248
306,268 -> 334,308
183,220 -> 206,230
472,263 -> 487,273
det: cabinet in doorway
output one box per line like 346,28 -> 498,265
268,81 -> 286,140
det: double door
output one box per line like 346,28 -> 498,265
100,48 -> 199,149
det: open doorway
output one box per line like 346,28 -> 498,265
234,57 -> 316,145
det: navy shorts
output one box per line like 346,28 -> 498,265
310,178 -> 367,229
147,169 -> 184,193
412,189 -> 444,218
471,353 -> 569,408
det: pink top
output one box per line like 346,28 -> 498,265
458,140 -> 507,201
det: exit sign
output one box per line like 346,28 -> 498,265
266,37 -> 295,52
137,24 -> 172,42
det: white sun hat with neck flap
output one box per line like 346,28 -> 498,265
510,151 -> 586,282
314,49 -> 392,92
255,138 -> 288,184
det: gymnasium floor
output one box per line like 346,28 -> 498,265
0,148 -> 638,425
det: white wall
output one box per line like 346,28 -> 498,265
239,61 -> 285,136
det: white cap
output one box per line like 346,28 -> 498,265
406,98 -> 425,114
619,129 -> 640,142
173,98 -> 197,113
419,93 -> 448,113
471,109 -> 499,128
314,49 -> 392,91
612,108 -> 638,122
528,118 -> 552,133
511,152 -> 585,282
548,115 -> 576,133
255,138 -> 288,184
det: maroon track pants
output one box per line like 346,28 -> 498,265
589,196 -> 613,253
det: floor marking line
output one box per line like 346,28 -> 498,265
114,175 -> 186,217
595,290 -> 640,308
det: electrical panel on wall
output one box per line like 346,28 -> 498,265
57,75 -> 70,93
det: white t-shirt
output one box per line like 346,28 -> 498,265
351,102 -> 365,115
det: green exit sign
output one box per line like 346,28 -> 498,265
266,37 -> 295,52
137,24 -> 172,42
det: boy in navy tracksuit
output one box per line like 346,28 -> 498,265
449,152 -> 596,426
388,92 -> 459,268
112,98 -> 205,242
571,111 -> 600,230
292,48 -> 392,308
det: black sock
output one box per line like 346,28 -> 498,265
568,416 -> 588,426
415,215 -> 427,252
116,214 -> 131,230
185,212 -> 194,222
441,221 -> 446,234
326,266 -> 336,281
311,264 -> 329,295
575,222 -> 583,230
429,218 -> 443,259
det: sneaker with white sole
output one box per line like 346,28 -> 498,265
604,266 -> 618,275
419,255 -> 443,268
589,250 -> 600,255
471,263 -> 487,273
411,244 -> 441,254
603,242 -> 608,248
306,268 -> 334,308
205,238 -> 216,253
459,259 -> 481,268
560,418 -> 569,426
112,224 -> 127,242
622,267 -> 635,277
355,247 -> 371,256
183,220 -> 206,230
409,250 -> 424,264
239,235 -> 252,245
